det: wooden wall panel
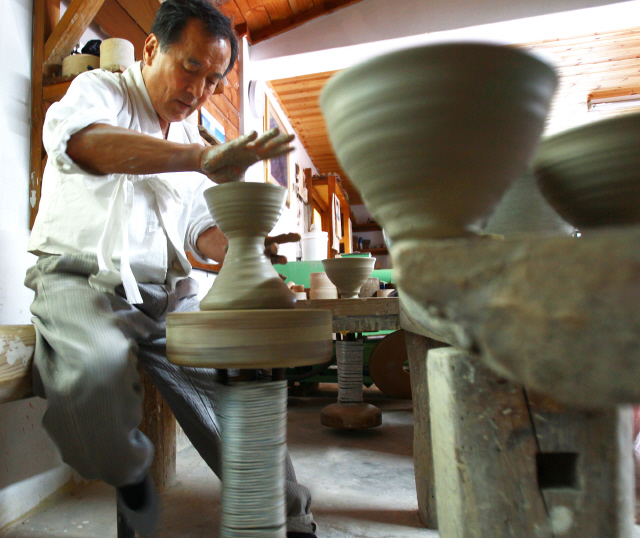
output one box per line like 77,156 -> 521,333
94,0 -> 147,60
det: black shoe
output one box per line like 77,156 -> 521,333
287,533 -> 317,538
116,476 -> 160,537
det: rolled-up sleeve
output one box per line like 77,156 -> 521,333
43,70 -> 125,175
185,175 -> 217,263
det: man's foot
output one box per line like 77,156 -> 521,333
116,476 -> 160,537
287,533 -> 317,538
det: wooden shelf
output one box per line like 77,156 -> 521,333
353,222 -> 381,232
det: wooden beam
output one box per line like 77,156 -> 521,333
43,0 -> 107,71
94,0 -> 148,60
43,80 -> 73,102
115,0 -> 160,34
0,325 -> 36,404
31,0 -> 47,227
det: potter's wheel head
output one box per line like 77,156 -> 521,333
204,182 -> 287,236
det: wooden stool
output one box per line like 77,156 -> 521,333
428,347 -> 634,538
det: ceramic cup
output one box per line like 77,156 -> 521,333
322,257 -> 376,299
320,42 -> 558,246
534,112 -> 640,229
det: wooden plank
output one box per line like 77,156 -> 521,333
428,348 -> 552,537
45,0 -> 61,38
211,92 -> 240,129
405,332 -> 444,529
288,0 -> 314,15
0,326 -> 36,404
30,0 -> 47,228
94,0 -> 148,60
43,80 -> 72,102
250,0 -> 367,43
262,0 -> 293,21
115,0 -> 160,34
295,298 -> 399,316
218,0 -> 246,26
203,99 -> 239,141
43,0 -> 107,70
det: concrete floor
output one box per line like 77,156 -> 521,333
0,386 -> 436,538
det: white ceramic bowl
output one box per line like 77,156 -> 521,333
322,257 -> 376,299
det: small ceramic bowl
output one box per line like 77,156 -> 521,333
534,112 -> 640,229
320,42 -> 558,243
322,257 -> 376,299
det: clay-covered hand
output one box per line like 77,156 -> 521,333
265,233 -> 301,265
198,128 -> 295,184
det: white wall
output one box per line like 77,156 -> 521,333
0,0 -> 74,529
249,0 -> 640,80
241,38 -> 318,262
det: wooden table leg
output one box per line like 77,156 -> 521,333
428,347 -> 634,538
140,370 -> 176,492
405,331 -> 444,530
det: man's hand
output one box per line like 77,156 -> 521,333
265,233 -> 300,265
198,128 -> 295,184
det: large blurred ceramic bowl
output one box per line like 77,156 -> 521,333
320,43 -> 558,244
322,257 -> 376,299
534,112 -> 640,229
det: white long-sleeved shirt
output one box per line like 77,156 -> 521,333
28,62 -> 216,303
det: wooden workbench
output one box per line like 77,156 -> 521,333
295,296 -> 440,528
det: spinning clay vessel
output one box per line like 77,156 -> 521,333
534,112 -> 640,229
200,182 -> 295,310
320,42 -> 558,247
322,257 -> 376,299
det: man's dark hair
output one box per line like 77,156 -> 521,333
151,0 -> 238,76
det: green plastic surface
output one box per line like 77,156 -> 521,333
275,260 -> 394,288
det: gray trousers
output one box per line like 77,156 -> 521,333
25,254 -> 315,534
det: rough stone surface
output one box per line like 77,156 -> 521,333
394,228 -> 640,407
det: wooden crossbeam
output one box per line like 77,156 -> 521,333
43,0 -> 107,71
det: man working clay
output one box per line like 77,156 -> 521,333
26,1 -> 316,536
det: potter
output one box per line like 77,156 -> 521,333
24,1 -> 317,536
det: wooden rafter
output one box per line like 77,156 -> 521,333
43,0 -> 107,71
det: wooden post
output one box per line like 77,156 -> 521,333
404,331 -> 444,529
138,370 -> 177,493
428,347 -> 634,538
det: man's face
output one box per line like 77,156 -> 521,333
142,18 -> 232,127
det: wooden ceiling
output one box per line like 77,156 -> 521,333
217,0 -> 367,44
269,26 -> 640,207
92,0 -> 367,57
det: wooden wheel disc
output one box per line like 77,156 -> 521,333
167,309 -> 333,369
369,330 -> 412,399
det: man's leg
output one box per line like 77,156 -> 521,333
25,255 -> 155,487
136,281 -> 317,534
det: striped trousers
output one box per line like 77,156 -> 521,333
25,254 -> 315,534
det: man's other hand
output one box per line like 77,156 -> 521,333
199,128 -> 295,184
265,233 -> 300,265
